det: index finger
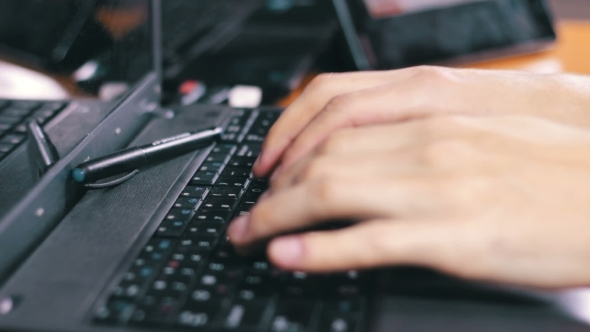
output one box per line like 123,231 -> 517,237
253,68 -> 422,178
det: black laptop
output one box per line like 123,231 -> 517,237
1,1 -> 590,332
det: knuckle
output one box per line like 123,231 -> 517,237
297,159 -> 328,183
317,132 -> 349,155
324,94 -> 352,115
248,203 -> 274,232
308,73 -> 337,91
421,139 -> 474,166
412,65 -> 452,81
310,176 -> 340,203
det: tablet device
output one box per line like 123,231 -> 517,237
332,0 -> 556,70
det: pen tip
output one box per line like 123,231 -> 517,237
72,168 -> 85,183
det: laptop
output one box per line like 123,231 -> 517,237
1,1 -> 590,332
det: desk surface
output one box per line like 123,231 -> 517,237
464,21 -> 590,74
280,21 -> 590,107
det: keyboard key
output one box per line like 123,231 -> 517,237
211,246 -> 240,260
244,134 -> 265,143
237,275 -> 281,300
318,316 -> 358,332
235,143 -> 261,158
10,101 -> 40,111
237,200 -> 256,215
0,134 -> 25,145
0,144 -> 14,153
157,217 -> 191,238
173,197 -> 201,209
94,296 -> 135,324
270,301 -> 318,332
250,179 -> 269,191
0,100 -> 9,109
243,192 -> 261,203
250,260 -> 271,273
211,144 -> 236,154
171,252 -> 206,275
192,209 -> 232,223
1,108 -> 31,117
205,152 -> 230,163
13,123 -> 27,134
0,116 -> 21,126
166,208 -> 194,220
221,133 -> 238,142
179,186 -> 207,199
191,282 -> 233,302
323,299 -> 364,316
209,187 -> 242,198
177,301 -> 223,328
318,299 -> 365,332
111,281 -> 142,299
198,161 -> 224,172
215,176 -> 248,188
191,171 -> 218,186
227,156 -> 256,168
222,300 -> 268,329
31,110 -> 56,124
185,222 -> 223,236
202,198 -> 236,210
221,167 -> 251,178
41,101 -> 66,112
177,236 -> 216,251
130,296 -> 177,327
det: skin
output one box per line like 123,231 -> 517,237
253,66 -> 590,178
226,66 -> 590,289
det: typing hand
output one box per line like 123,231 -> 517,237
252,67 -> 590,179
230,115 -> 590,288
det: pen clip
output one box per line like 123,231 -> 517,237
84,169 -> 140,189
26,119 -> 60,181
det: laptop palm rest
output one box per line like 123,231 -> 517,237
0,105 -> 232,332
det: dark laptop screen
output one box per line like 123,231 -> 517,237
335,0 -> 556,69
0,0 -> 154,99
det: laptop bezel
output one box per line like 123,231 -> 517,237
0,0 -> 163,286
332,0 -> 558,70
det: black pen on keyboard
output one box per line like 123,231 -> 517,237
72,127 -> 223,186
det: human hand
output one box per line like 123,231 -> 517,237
253,67 -> 590,178
230,115 -> 590,289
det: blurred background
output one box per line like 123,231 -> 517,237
549,0 -> 589,20
0,0 -> 588,107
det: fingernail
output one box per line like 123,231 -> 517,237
271,236 -> 304,266
253,152 -> 263,169
228,215 -> 250,242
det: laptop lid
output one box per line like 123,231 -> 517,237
0,0 -> 162,286
332,0 -> 556,70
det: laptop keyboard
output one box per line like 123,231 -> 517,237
0,100 -> 67,162
93,109 -> 370,332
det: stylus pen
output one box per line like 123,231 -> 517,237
72,127 -> 223,184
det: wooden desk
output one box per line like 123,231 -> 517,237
464,21 -> 590,74
279,21 -> 590,107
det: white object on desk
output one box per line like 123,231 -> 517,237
228,85 -> 263,109
0,60 -> 68,99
